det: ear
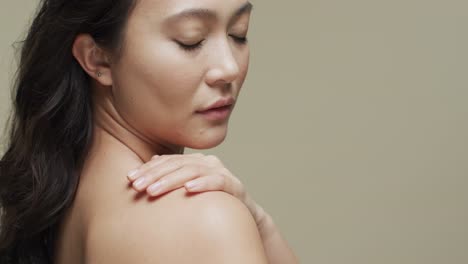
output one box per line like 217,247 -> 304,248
72,34 -> 113,86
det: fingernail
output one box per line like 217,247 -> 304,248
148,181 -> 162,195
127,169 -> 139,180
133,177 -> 146,189
185,181 -> 198,190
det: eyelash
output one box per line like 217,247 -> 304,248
177,35 -> 248,52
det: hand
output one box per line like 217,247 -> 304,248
126,153 -> 269,234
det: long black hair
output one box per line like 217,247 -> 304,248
0,0 -> 137,262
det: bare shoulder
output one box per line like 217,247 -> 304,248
84,188 -> 268,264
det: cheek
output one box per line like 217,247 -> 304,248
110,38 -> 202,140
239,51 -> 250,85
122,41 -> 198,105
233,48 -> 250,96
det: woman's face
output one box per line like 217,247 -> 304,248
109,0 -> 252,150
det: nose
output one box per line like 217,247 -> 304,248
205,38 -> 240,87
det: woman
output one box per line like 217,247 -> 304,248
0,0 -> 298,263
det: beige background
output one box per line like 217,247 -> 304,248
2,0 -> 468,263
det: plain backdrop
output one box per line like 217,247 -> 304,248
1,1 -> 467,263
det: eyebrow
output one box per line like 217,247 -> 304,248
163,2 -> 253,25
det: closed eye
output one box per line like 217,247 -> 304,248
177,40 -> 204,51
177,35 -> 248,52
231,35 -> 248,44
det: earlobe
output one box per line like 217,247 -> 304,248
72,34 -> 113,86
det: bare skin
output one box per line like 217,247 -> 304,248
125,153 -> 300,264
54,125 -> 271,263
53,0 -> 298,263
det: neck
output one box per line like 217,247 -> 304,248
90,87 -> 184,163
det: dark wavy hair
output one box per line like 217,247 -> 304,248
0,0 -> 137,262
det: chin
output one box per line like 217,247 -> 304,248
186,125 -> 229,149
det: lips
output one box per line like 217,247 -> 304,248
197,97 -> 235,112
200,104 -> 232,112
195,104 -> 233,121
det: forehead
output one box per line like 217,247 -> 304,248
131,0 -> 252,24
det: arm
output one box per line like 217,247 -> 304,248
84,189 -> 269,264
255,204 -> 300,264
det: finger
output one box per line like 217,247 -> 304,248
127,154 -> 173,181
137,153 -> 204,177
203,154 -> 224,167
131,159 -> 185,191
184,175 -> 223,193
188,152 -> 205,158
128,153 -> 200,181
146,165 -> 201,196
132,154 -> 207,191
185,171 -> 244,199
